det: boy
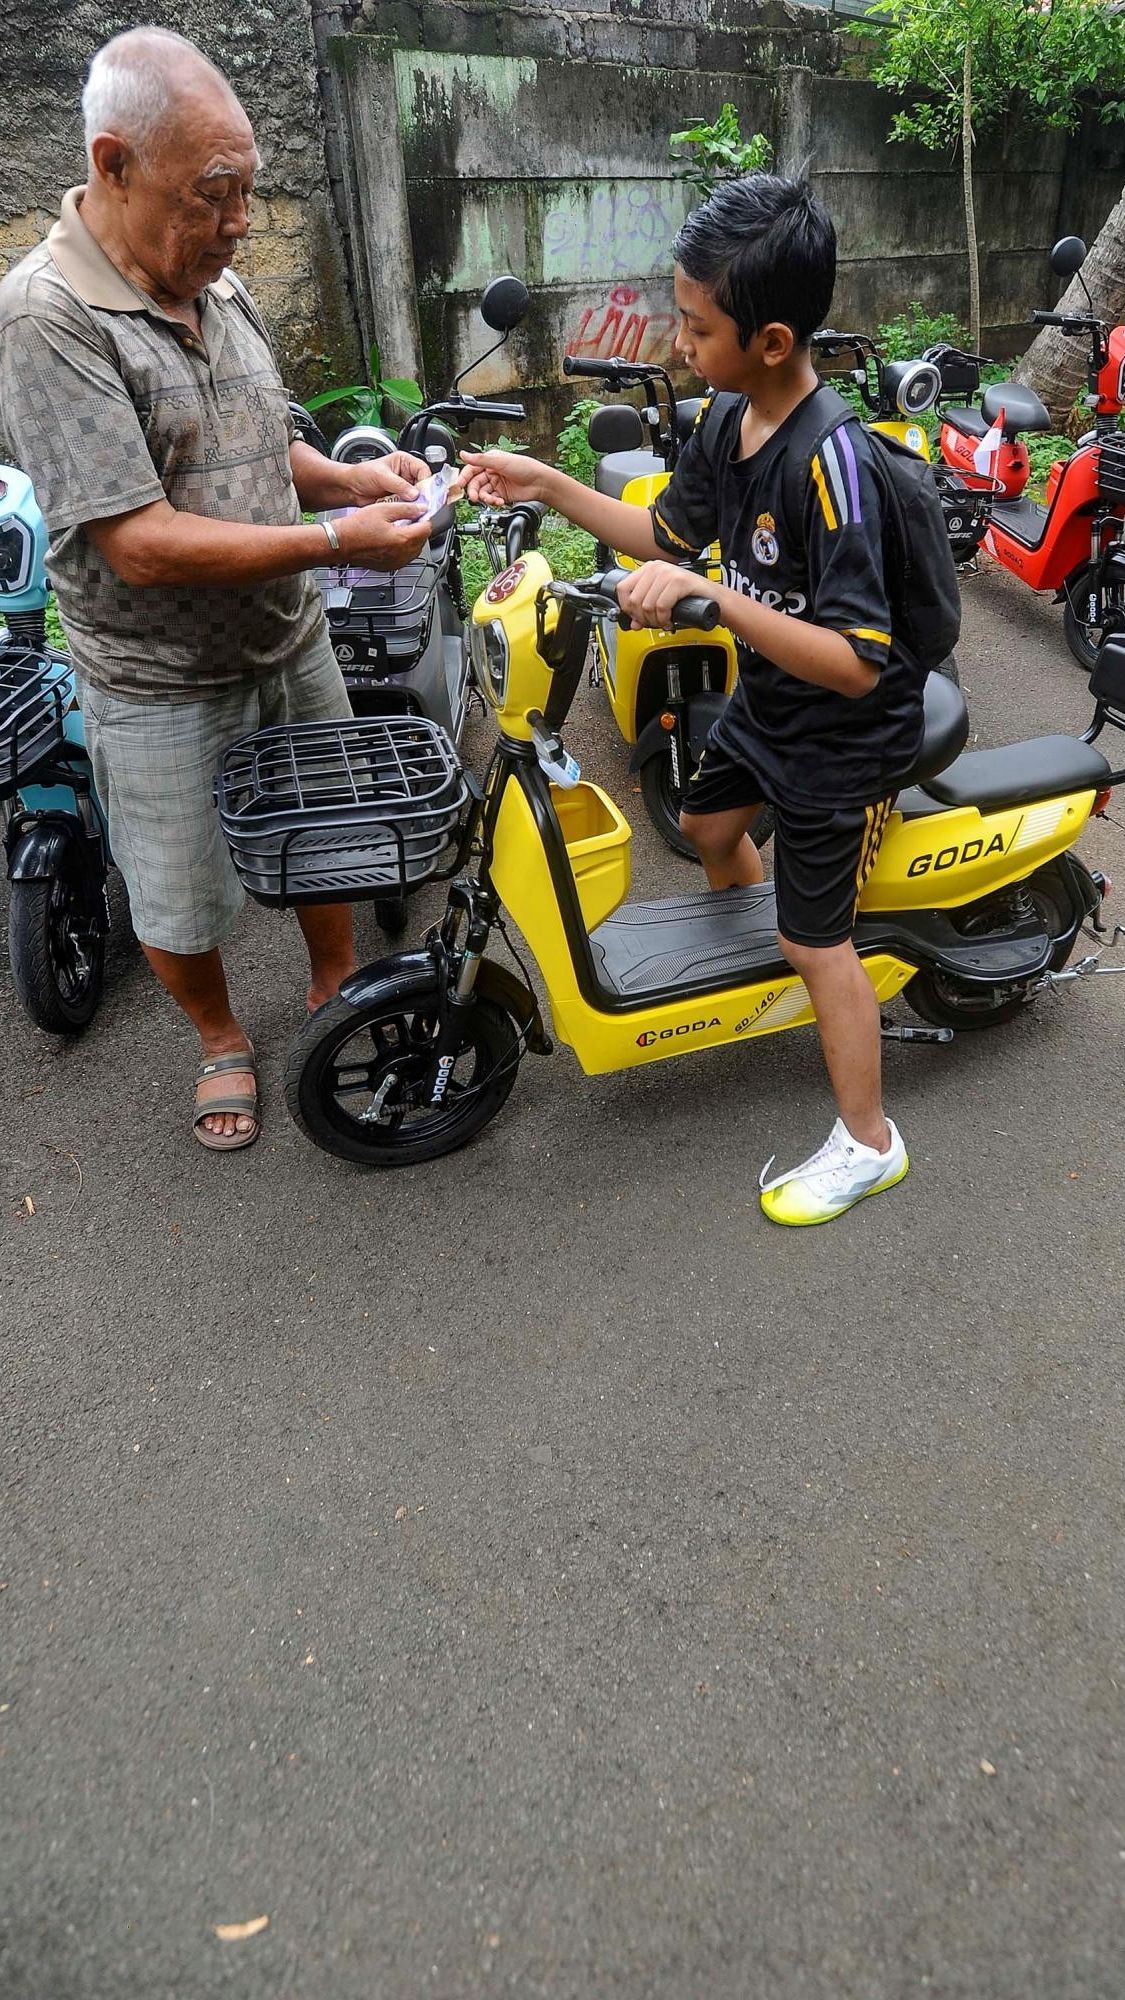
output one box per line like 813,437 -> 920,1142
463,173 -> 925,1226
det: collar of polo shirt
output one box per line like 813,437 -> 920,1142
46,185 -> 237,311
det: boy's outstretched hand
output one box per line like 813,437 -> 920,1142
460,449 -> 550,509
617,560 -> 720,631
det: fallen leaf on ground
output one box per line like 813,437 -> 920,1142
979,1759 -> 997,1776
395,1506 -> 407,1521
213,1915 -> 269,1942
22,1196 -> 34,1215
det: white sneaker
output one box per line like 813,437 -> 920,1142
759,1117 -> 909,1227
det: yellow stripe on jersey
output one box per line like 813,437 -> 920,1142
847,627 -> 892,648
651,504 -> 700,554
810,454 -> 838,531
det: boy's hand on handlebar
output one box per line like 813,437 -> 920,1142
460,449 -> 549,508
348,451 -> 430,502
333,499 -> 432,570
617,561 -> 720,631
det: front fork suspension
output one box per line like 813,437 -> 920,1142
425,881 -> 497,1105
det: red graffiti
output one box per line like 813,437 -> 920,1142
566,283 -> 678,366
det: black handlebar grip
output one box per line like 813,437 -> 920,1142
673,595 -> 722,632
562,356 -> 626,379
473,400 -> 526,421
1031,310 -> 1067,325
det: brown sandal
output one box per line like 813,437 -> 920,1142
192,1048 -> 261,1152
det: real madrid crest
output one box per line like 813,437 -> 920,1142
751,510 -> 779,566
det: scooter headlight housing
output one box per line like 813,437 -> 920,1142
469,615 -> 509,706
884,358 -> 942,419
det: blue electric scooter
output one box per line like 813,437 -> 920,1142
0,464 -> 112,1031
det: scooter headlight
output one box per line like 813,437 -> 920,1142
884,359 -> 942,419
469,616 -> 509,705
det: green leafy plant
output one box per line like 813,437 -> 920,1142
555,398 -> 602,486
1026,432 -> 1075,497
877,302 -> 967,360
669,104 -> 773,198
457,507 -> 596,605
305,338 -> 424,426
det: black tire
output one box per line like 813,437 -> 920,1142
373,894 -> 408,939
905,874 -> 1070,1030
285,989 -> 520,1165
639,745 -> 775,859
8,875 -> 105,1033
1062,563 -> 1121,674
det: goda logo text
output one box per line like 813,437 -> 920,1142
636,1016 -> 721,1048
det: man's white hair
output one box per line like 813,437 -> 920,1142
81,27 -> 231,161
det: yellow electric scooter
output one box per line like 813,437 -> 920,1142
562,353 -> 746,857
270,542 -> 1122,1168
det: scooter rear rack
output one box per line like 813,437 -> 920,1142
0,645 -> 67,798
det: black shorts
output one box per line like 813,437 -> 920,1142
682,736 -> 893,948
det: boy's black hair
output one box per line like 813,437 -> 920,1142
672,173 -> 836,349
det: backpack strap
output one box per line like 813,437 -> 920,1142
690,390 -> 745,471
779,383 -> 857,552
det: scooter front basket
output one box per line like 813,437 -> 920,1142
0,647 -> 67,799
215,714 -> 470,907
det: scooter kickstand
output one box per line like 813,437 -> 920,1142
880,1017 -> 954,1044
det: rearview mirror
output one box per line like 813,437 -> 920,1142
587,404 -> 645,455
1050,236 -> 1087,280
480,275 -> 529,334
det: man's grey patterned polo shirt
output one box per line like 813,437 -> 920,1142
0,186 -> 322,703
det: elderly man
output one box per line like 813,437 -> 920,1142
0,27 -> 433,1150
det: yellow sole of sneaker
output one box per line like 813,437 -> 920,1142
760,1154 -> 910,1228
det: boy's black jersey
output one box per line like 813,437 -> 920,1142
649,389 -> 927,807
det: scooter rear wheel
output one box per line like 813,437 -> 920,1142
8,874 -> 105,1033
285,990 -> 520,1165
639,746 -> 775,860
905,875 -> 1069,1030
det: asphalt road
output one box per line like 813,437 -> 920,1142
4,562 -> 1125,1999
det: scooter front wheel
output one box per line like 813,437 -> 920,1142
284,990 -> 520,1165
8,875 -> 106,1033
639,746 -> 775,859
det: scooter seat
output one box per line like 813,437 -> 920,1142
980,382 -> 1053,438
676,397 -> 708,442
943,406 -> 990,440
923,735 -> 1111,812
594,449 -> 666,501
897,671 -> 970,786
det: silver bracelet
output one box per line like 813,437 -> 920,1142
320,517 -> 341,554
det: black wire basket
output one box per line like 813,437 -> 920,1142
934,467 -> 995,566
0,648 -> 68,799
215,714 -> 470,907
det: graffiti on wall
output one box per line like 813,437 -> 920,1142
565,284 -> 678,366
542,183 -> 677,284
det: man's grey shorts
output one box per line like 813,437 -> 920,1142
81,624 -> 350,954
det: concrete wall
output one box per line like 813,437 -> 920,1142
0,0 -> 362,395
326,9 -> 1125,453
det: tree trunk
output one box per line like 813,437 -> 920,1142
1014,179 -> 1125,426
963,38 -> 981,353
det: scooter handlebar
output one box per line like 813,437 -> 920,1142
598,565 -> 721,632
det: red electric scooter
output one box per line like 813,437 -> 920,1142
934,236 -> 1125,672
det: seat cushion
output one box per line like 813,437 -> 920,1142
894,670 -> 970,789
943,406 -> 989,440
925,735 -> 1110,811
981,382 -> 1053,438
594,449 -> 665,501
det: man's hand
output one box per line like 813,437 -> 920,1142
460,450 -> 550,509
347,451 -> 429,503
617,560 -> 720,631
332,498 -> 432,570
